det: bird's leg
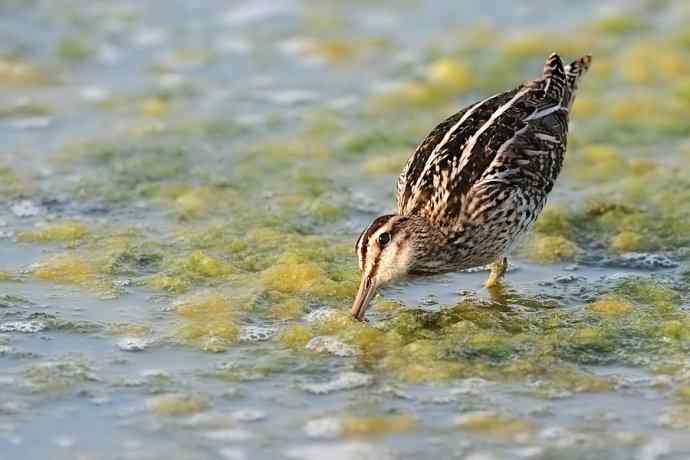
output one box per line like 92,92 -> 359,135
485,257 -> 508,289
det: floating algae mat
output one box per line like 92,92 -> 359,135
1,1 -> 690,459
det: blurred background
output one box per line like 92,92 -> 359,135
1,1 -> 690,459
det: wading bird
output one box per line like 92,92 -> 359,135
352,53 -> 591,320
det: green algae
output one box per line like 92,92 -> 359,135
147,249 -> 238,293
146,393 -> 210,416
0,165 -> 28,197
23,359 -> 98,394
57,37 -> 92,62
139,96 -> 170,118
341,415 -> 416,438
532,206 -> 573,237
1,7 -> 689,458
456,411 -> 535,441
255,240 -> 359,303
173,291 -> 243,352
174,187 -> 214,218
148,274 -> 191,293
586,296 -> 634,317
610,230 -> 647,253
0,271 -> 18,282
277,276 -> 689,388
0,56 -> 51,86
614,279 -> 679,309
19,221 -> 90,243
526,235 -> 578,263
33,254 -> 98,285
174,250 -> 235,279
60,141 -> 190,202
0,103 -> 52,119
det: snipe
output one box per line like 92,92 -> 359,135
352,53 -> 592,320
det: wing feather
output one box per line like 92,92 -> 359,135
394,53 -> 590,229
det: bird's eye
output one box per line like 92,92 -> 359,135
378,232 -> 391,247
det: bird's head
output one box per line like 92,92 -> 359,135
351,214 -> 442,320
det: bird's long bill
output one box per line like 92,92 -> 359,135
351,275 -> 376,321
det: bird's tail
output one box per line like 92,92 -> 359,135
541,52 -> 567,102
564,54 -> 592,109
564,54 -> 592,94
541,53 -> 592,108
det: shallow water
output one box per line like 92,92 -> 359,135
1,1 -> 690,459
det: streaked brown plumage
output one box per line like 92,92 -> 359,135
352,53 -> 592,320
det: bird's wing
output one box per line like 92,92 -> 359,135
396,53 -> 582,228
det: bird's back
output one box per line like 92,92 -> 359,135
396,54 -> 591,233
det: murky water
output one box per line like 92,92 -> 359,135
1,1 -> 690,459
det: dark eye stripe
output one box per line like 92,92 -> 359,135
355,228 -> 367,269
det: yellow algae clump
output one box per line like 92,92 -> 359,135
532,206 -> 572,236
587,296 -> 633,317
175,188 -> 213,217
616,279 -> 678,310
610,231 -> 645,253
278,324 -> 313,349
268,297 -> 305,320
0,57 -> 49,86
456,411 -> 534,441
175,291 -> 241,352
336,317 -> 399,361
393,360 -> 465,383
427,58 -> 473,91
570,326 -> 613,352
19,221 -> 89,243
147,274 -> 191,293
465,333 -> 513,359
308,39 -> 356,64
677,386 -> 690,401
175,250 -> 232,278
372,298 -> 403,314
307,277 -> 358,301
528,235 -> 577,263
33,254 -> 97,285
382,340 -> 465,383
341,415 -> 415,438
107,323 -> 151,337
140,97 -> 170,117
0,166 -> 31,197
147,393 -> 209,416
279,311 -> 399,361
0,271 -> 17,282
261,255 -> 326,295
550,368 -> 612,393
657,320 -> 690,341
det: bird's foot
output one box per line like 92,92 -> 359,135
484,257 -> 508,289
